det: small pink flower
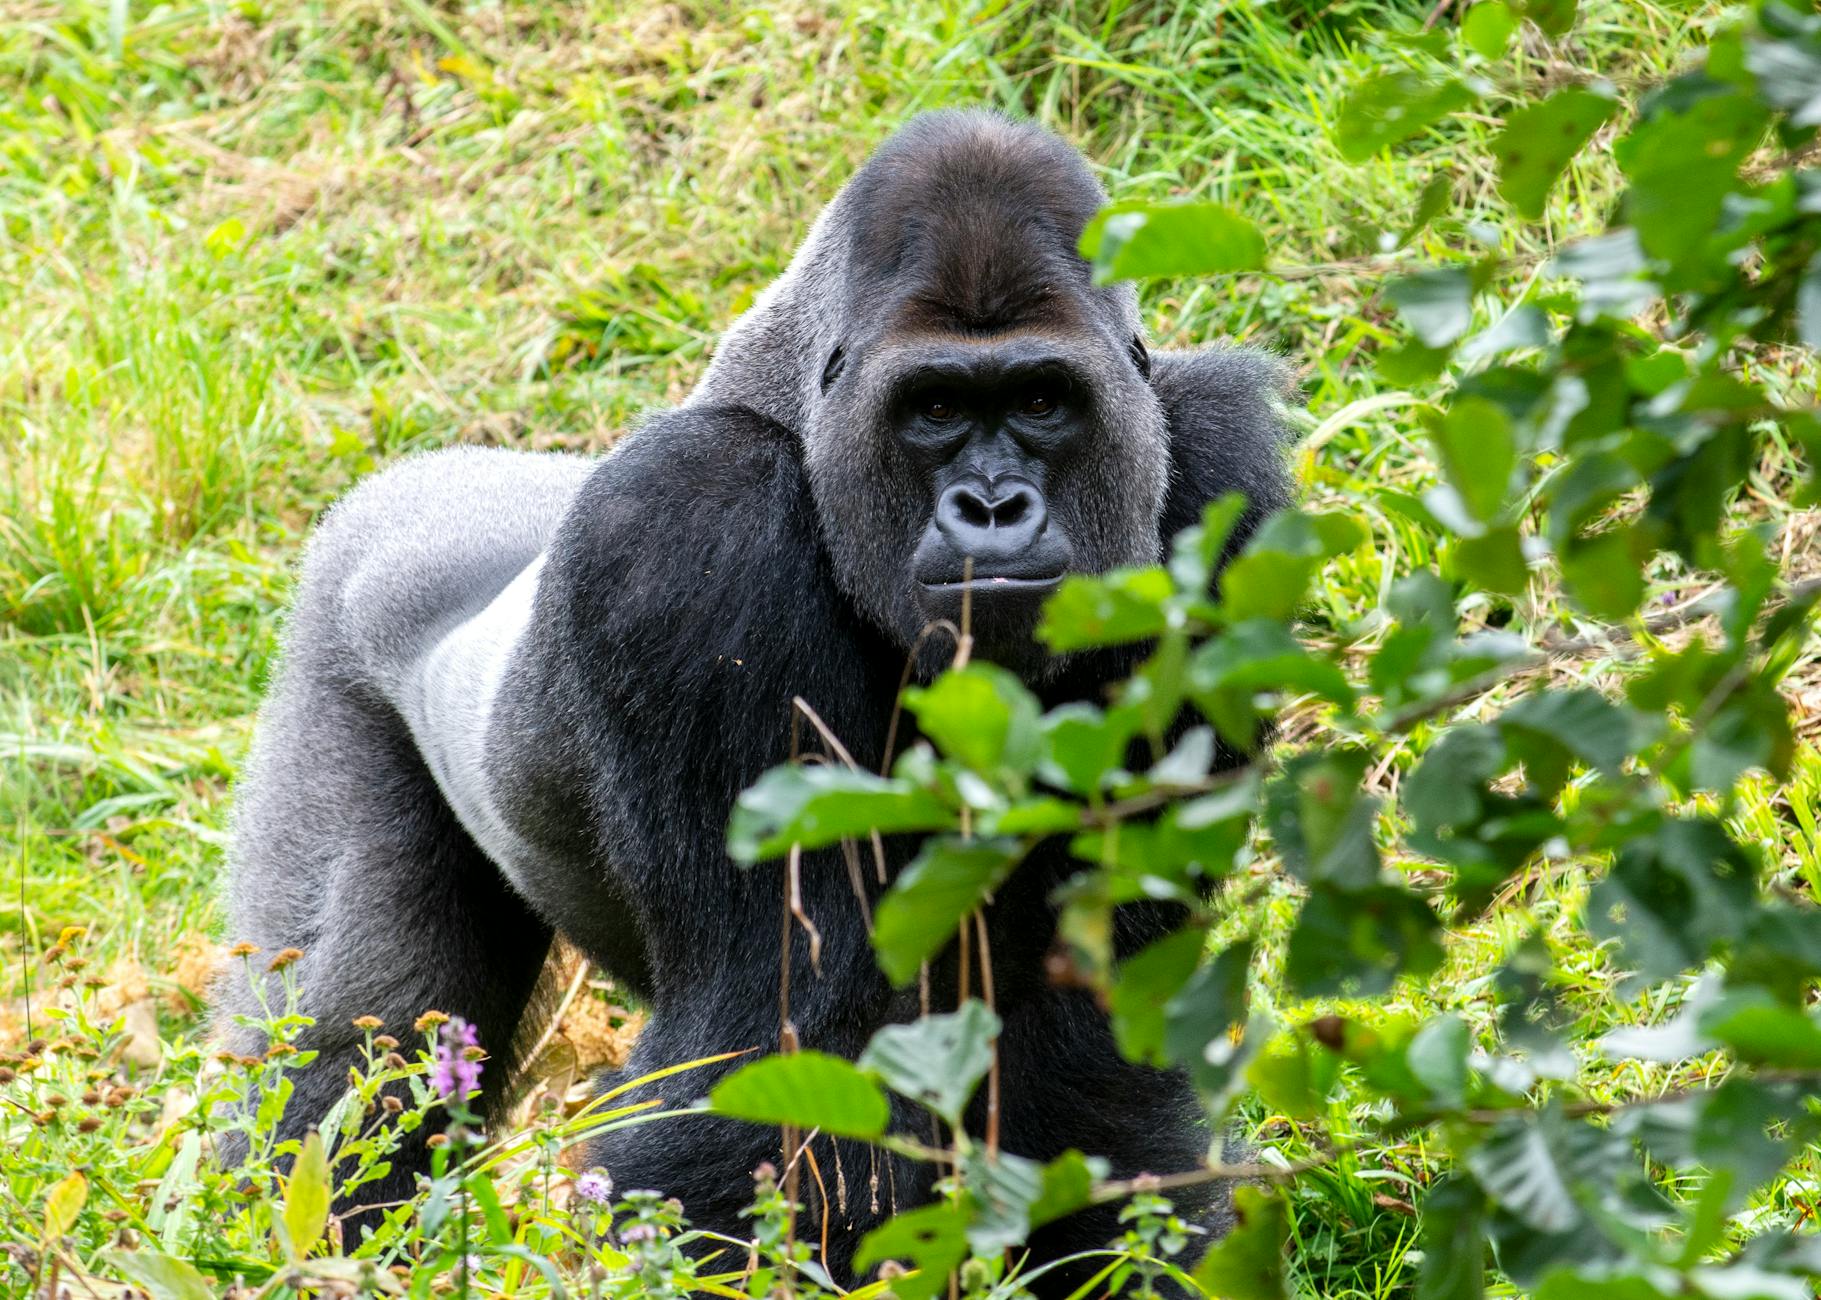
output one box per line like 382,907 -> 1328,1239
431,1017 -> 482,1099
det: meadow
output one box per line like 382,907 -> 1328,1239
3,1 -> 1819,1296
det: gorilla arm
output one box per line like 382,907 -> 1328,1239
407,404 -> 903,1013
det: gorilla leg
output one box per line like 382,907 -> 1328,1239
216,662 -> 552,1220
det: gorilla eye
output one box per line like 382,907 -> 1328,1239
1021,391 -> 1057,417
924,395 -> 960,422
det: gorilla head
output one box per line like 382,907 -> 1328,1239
693,111 -> 1170,679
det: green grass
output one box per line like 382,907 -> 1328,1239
2,1 -> 1817,1295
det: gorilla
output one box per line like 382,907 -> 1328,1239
216,109 -> 1291,1282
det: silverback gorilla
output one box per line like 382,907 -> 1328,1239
217,109 -> 1291,1280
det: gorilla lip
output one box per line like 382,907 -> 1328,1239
917,574 -> 1063,594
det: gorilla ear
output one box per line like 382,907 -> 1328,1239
820,345 -> 848,393
1128,335 -> 1152,381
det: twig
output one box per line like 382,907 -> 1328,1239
972,910 -> 1000,1159
1379,574 -> 1821,737
787,843 -> 823,975
801,1141 -> 834,1278
794,696 -> 891,892
881,621 -> 964,776
517,954 -> 591,1069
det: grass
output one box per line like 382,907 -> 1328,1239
2,1 -> 1817,1296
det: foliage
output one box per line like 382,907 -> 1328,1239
4,1 -> 1819,1298
725,2 -> 1821,1297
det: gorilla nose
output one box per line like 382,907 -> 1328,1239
934,477 -> 1048,561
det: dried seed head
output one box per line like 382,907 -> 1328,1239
414,1010 -> 450,1033
264,1042 -> 297,1059
352,1016 -> 383,1031
228,941 -> 260,958
267,947 -> 305,972
382,1052 -> 408,1070
373,1035 -> 399,1051
426,1133 -> 450,1149
381,1095 -> 404,1114
78,1116 -> 103,1133
82,1090 -> 101,1105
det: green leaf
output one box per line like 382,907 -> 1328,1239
904,664 -> 1041,783
959,1149 -> 1046,1254
1448,527 -> 1530,595
854,1203 -> 970,1300
1400,172 -> 1454,247
1617,89 -> 1764,272
1038,702 -> 1141,796
1388,268 -> 1476,349
1499,688 -> 1634,779
1264,751 -> 1381,889
1029,1149 -> 1108,1228
1193,1184 -> 1289,1300
284,1131 -> 330,1261
1286,882 -> 1444,998
1169,493 -> 1251,594
1513,0 -> 1577,36
1462,1 -> 1517,59
1218,511 -> 1365,623
1559,526 -> 1648,620
1108,929 -> 1206,1065
1700,991 -> 1821,1069
1161,941 -> 1255,1101
1414,1176 -> 1488,1300
105,1250 -> 216,1300
43,1169 -> 86,1241
858,1001 -> 1000,1126
709,1051 -> 891,1138
871,838 -> 1020,987
1746,16 -> 1821,128
1428,396 -> 1517,523
1079,201 -> 1267,285
1797,257 -> 1821,351
1465,1111 -> 1628,1235
1245,1031 -> 1337,1120
1407,1014 -> 1471,1107
1334,72 -> 1473,162
1586,818 -> 1758,984
1493,86 -> 1618,219
728,765 -> 953,864
1038,566 -> 1174,651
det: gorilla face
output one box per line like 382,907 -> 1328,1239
801,115 -> 1171,681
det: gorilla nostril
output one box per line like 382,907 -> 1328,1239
988,491 -> 1030,528
956,491 -> 994,528
936,478 -> 1048,555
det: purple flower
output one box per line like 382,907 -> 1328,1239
575,1169 -> 614,1205
431,1017 -> 482,1100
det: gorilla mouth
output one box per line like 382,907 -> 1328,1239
913,572 -> 1065,631
917,573 -> 1064,594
